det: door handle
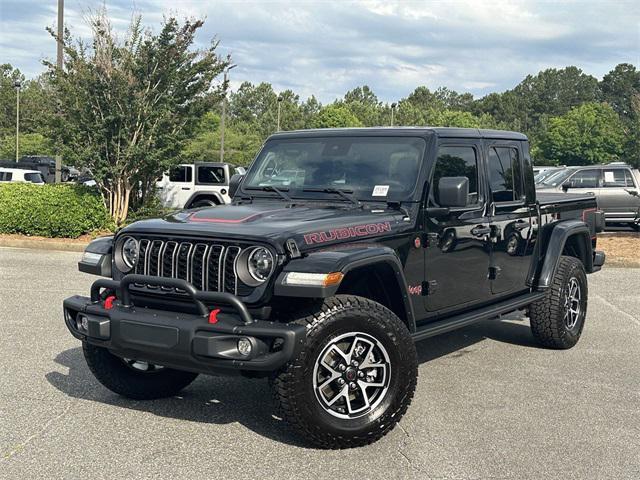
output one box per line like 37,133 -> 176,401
585,191 -> 595,195
181,187 -> 190,190
471,225 -> 491,237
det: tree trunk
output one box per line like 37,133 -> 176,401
105,178 -> 132,226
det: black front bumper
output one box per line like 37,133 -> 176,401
63,274 -> 305,374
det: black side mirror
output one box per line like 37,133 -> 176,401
561,182 -> 570,192
229,173 -> 245,198
438,176 -> 469,208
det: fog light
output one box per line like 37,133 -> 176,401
76,314 -> 88,332
237,337 -> 252,357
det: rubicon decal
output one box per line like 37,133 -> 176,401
303,222 -> 392,245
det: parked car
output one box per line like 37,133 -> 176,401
537,164 -> 640,229
156,162 -> 245,209
534,166 -> 565,185
17,155 -> 72,183
65,127 -> 605,448
0,167 -> 46,184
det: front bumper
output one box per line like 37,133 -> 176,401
63,274 -> 305,374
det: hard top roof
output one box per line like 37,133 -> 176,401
268,126 -> 528,141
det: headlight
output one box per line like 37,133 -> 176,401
236,246 -> 275,286
116,236 -> 139,272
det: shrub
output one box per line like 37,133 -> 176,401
0,183 -> 113,238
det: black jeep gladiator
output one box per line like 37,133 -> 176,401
64,128 -> 605,448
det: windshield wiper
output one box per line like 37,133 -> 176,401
246,185 -> 292,202
302,187 -> 361,207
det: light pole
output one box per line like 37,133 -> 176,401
390,103 -> 397,127
14,80 -> 21,162
219,64 -> 237,163
55,0 -> 64,181
276,95 -> 283,131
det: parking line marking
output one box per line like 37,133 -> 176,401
593,293 -> 640,328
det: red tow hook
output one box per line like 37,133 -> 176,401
104,295 -> 116,310
208,308 -> 221,324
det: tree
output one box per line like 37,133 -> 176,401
538,103 -> 625,165
0,132 -> 54,159
342,85 -> 381,126
46,11 -> 228,224
312,104 -> 362,128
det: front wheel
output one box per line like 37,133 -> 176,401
529,255 -> 588,349
83,343 -> 199,399
271,295 -> 418,448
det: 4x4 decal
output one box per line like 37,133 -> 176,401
303,222 -> 392,245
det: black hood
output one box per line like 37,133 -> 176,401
120,201 -> 417,252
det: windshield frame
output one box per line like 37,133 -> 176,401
240,135 -> 428,203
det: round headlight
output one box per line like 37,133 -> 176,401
121,237 -> 139,270
248,247 -> 274,282
236,246 -> 275,287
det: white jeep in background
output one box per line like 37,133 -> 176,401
0,167 -> 46,184
157,162 -> 245,209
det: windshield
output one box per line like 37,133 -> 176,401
534,169 -> 558,183
243,136 -> 426,201
540,168 -> 573,186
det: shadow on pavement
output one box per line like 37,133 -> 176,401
45,316 -> 537,447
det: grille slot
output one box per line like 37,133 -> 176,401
130,239 -> 249,296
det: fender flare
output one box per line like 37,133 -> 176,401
274,246 -> 416,332
536,220 -> 593,289
184,191 -> 224,208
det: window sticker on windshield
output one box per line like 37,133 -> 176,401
372,185 -> 389,197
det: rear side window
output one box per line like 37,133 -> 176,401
169,166 -> 193,182
568,169 -> 600,188
431,146 -> 479,206
197,166 -> 225,185
24,173 -> 44,183
602,168 -> 635,187
487,147 -> 523,202
0,172 -> 13,181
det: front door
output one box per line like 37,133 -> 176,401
424,142 -> 492,314
160,165 -> 194,209
598,167 -> 640,222
485,142 -> 535,295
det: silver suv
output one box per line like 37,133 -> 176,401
538,164 -> 640,229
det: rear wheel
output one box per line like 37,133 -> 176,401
271,295 -> 418,448
529,255 -> 588,349
191,198 -> 217,208
83,343 -> 198,400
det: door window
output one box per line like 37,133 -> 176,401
169,166 -> 193,183
487,147 -> 523,202
0,172 -> 13,181
567,169 -> 601,188
602,169 -> 635,187
197,166 -> 225,185
431,146 -> 479,206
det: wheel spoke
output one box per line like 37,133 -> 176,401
326,385 -> 348,406
357,381 -> 371,409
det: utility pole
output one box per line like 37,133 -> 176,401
14,81 -> 21,162
390,103 -> 397,127
276,95 -> 283,131
219,64 -> 236,162
55,0 -> 64,182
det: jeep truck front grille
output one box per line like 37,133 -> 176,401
133,239 -> 245,295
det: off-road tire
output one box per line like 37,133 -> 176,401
271,295 -> 418,449
529,255 -> 588,349
83,343 -> 199,400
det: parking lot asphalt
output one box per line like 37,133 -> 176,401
1,246 -> 639,480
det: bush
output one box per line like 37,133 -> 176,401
0,183 -> 112,238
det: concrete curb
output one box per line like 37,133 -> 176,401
0,237 -> 88,252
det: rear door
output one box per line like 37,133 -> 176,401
160,165 -> 194,208
598,167 -> 640,222
486,141 -> 535,295
423,140 -> 492,314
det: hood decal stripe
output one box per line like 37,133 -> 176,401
188,209 -> 286,224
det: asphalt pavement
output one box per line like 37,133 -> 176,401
1,247 -> 639,479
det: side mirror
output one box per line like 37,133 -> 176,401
561,181 -> 571,192
438,176 -> 469,208
229,173 -> 245,198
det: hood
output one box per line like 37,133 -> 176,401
121,201 -> 417,251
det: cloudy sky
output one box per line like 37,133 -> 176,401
1,0 -> 638,102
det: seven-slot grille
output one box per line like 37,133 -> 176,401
133,238 -> 244,295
